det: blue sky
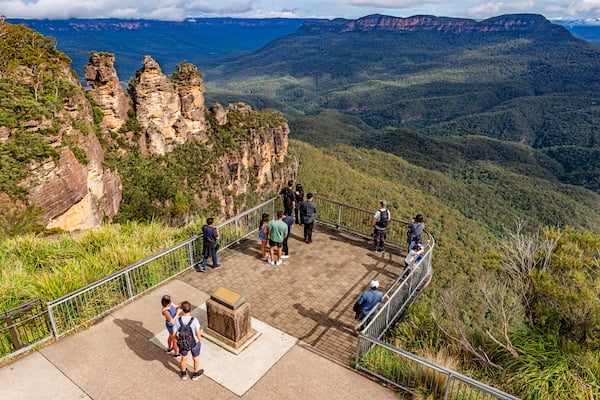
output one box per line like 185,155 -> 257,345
1,0 -> 600,22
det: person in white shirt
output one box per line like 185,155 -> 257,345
402,244 -> 424,279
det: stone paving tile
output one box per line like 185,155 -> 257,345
183,224 -> 405,365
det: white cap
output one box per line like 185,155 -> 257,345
370,279 -> 379,289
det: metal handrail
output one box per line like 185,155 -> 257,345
312,196 -> 517,400
45,197 -> 278,338
3,196 -> 519,399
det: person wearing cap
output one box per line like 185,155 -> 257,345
355,279 -> 384,321
372,200 -> 390,252
300,192 -> 317,243
407,214 -> 425,251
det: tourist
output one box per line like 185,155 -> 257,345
279,180 -> 296,217
282,212 -> 294,258
200,217 -> 220,271
294,183 -> 304,224
407,214 -> 425,251
402,244 -> 424,279
300,192 -> 317,243
372,200 -> 390,252
161,295 -> 180,357
258,212 -> 269,261
354,279 -> 384,321
173,301 -> 203,381
267,211 -> 288,265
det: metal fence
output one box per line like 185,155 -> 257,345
359,338 -> 520,400
2,196 -> 520,399
46,197 -> 278,339
0,197 -> 277,361
312,196 -> 520,400
0,299 -> 52,361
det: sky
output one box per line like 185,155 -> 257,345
1,0 -> 600,22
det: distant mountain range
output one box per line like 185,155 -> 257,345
8,14 -> 600,195
8,16 -> 600,81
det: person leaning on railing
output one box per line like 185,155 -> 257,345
353,279 -> 383,322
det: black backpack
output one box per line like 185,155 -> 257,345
376,210 -> 389,228
177,317 -> 197,352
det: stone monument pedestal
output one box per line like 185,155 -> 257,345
202,287 -> 260,354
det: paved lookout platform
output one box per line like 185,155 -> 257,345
1,224 -> 406,400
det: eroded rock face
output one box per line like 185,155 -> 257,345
201,103 -> 296,218
128,56 -> 210,155
85,52 -> 130,131
17,61 -> 123,232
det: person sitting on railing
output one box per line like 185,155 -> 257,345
354,279 -> 383,321
401,244 -> 424,280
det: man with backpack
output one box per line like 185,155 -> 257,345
173,301 -> 203,381
372,200 -> 390,252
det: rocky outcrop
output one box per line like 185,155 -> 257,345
13,51 -> 122,231
206,103 -> 295,216
84,52 -> 130,131
2,20 -> 294,232
301,14 -> 561,35
128,56 -> 209,155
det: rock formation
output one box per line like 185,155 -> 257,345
128,56 -> 209,155
84,52 -> 130,131
2,20 -> 295,232
18,61 -> 122,231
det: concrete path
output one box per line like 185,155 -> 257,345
1,224 -> 405,399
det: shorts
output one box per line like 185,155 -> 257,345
269,239 -> 283,248
180,341 -> 201,358
166,322 -> 175,334
259,231 -> 266,241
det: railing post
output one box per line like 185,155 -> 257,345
46,302 -> 60,339
443,373 -> 453,400
124,271 -> 134,299
235,218 -> 240,241
337,204 -> 342,229
187,241 -> 195,267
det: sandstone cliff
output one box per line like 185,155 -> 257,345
20,63 -> 122,231
300,14 -> 564,35
84,52 -> 130,131
90,54 -> 296,223
128,56 -> 209,155
1,21 -> 296,232
0,22 -> 122,232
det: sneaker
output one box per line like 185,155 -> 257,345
276,260 -> 283,265
268,259 -> 275,265
165,348 -> 173,353
198,267 -> 206,273
191,369 -> 204,381
281,255 -> 289,259
180,370 -> 188,380
212,264 -> 221,269
173,353 -> 181,358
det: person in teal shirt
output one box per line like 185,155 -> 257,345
267,211 -> 288,265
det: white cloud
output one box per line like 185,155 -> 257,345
546,0 -> 600,17
0,0 -> 256,19
467,0 -> 537,18
347,0 -> 444,9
